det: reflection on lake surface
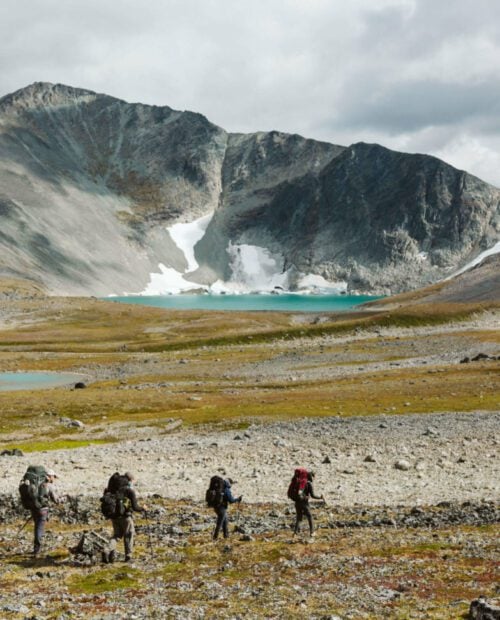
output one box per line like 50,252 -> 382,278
110,294 -> 382,312
0,372 -> 85,391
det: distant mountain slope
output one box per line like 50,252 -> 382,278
416,254 -> 500,303
0,82 -> 498,295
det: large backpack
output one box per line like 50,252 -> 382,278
287,468 -> 309,501
205,475 -> 225,508
19,465 -> 48,511
100,473 -> 130,519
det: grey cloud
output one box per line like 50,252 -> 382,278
0,0 -> 499,184
333,79 -> 500,134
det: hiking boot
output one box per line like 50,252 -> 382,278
124,554 -> 132,562
109,551 -> 116,564
101,551 -> 109,564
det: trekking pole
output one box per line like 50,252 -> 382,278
17,515 -> 31,536
143,510 -> 155,560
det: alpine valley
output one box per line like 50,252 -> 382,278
0,82 -> 499,297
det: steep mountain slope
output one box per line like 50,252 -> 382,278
0,83 -> 228,294
206,141 -> 499,292
0,82 -> 498,295
411,254 -> 500,304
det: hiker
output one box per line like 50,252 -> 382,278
288,469 -> 324,537
101,472 -> 147,563
19,466 -> 60,556
206,476 -> 242,540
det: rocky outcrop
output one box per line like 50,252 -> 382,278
469,598 -> 500,620
0,82 -> 498,295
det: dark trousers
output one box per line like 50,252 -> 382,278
31,507 -> 49,554
213,505 -> 228,539
294,499 -> 313,534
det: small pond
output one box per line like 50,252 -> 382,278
0,372 -> 86,392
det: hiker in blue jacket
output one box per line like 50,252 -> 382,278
213,478 -> 242,540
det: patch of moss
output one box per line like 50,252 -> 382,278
5,438 -> 113,453
67,566 -> 143,594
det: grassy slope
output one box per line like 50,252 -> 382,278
0,295 -> 498,450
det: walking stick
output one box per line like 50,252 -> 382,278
17,515 -> 31,536
142,510 -> 155,560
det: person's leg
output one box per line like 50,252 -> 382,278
33,509 -> 48,555
222,508 -> 229,538
294,501 -> 303,534
124,516 -> 135,560
213,506 -> 226,540
105,518 -> 124,562
303,503 -> 314,535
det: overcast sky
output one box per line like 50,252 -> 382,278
1,0 -> 500,186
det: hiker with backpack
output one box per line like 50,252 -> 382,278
206,476 -> 242,541
100,472 -> 147,563
19,466 -> 60,556
287,468 -> 324,537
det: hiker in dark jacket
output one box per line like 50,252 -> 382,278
294,471 -> 324,537
104,472 -> 147,562
32,469 -> 60,556
213,478 -> 242,540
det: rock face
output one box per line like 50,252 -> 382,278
0,82 -> 499,295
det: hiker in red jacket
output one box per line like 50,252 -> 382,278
292,470 -> 324,537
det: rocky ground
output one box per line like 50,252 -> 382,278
0,494 -> 499,619
0,408 -> 498,619
0,410 -> 499,506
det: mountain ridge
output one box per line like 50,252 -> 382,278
0,82 -> 498,296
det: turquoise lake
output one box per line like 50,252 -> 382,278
0,372 -> 85,392
109,294 -> 381,312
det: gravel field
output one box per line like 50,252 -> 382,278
1,410 -> 498,507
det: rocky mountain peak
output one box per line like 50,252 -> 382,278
0,82 -> 105,116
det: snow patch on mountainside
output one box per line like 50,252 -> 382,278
297,274 -> 347,293
142,213 -> 214,294
141,264 -> 200,295
168,213 -> 213,272
141,215 -> 348,295
210,243 -> 289,293
446,241 -> 500,280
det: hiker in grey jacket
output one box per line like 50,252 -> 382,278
104,472 -> 147,563
32,469 -> 60,556
294,471 -> 324,537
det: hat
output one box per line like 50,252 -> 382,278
46,469 -> 58,478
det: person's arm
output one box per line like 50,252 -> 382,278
308,482 -> 323,500
224,486 -> 241,504
47,483 -> 60,504
127,488 -> 146,512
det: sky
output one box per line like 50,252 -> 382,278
1,0 -> 500,186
